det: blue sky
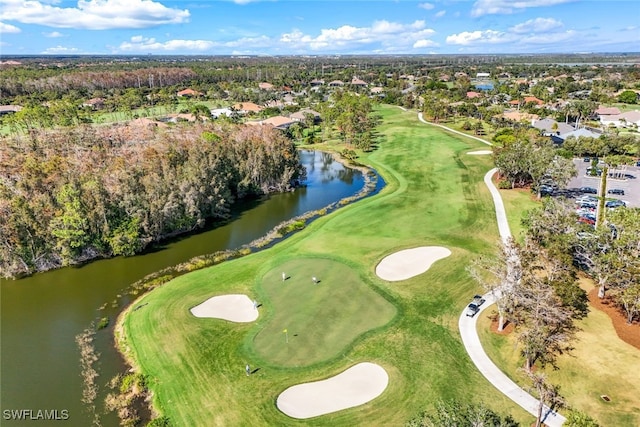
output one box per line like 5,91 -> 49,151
0,0 -> 638,55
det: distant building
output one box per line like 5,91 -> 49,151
531,118 -> 575,136
177,88 -> 203,97
553,127 -> 602,144
232,102 -> 263,114
351,77 -> 367,87
211,108 -> 233,118
290,108 -> 321,123
600,110 -> 640,128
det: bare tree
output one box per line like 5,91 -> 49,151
520,369 -> 565,427
468,237 -> 522,331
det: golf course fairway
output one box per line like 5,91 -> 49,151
118,105 -> 532,426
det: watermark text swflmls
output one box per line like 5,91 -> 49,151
3,409 -> 69,421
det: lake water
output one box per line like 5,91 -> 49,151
0,150 -> 380,426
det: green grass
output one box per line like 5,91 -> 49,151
253,258 -> 396,367
120,104 -> 534,426
498,188 -> 539,242
478,303 -> 640,426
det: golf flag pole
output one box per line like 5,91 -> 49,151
283,328 -> 288,343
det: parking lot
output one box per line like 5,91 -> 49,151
564,158 -> 640,208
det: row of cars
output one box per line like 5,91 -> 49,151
465,294 -> 486,317
575,191 -> 627,226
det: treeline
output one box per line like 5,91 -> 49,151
0,122 -> 304,278
0,67 -> 197,99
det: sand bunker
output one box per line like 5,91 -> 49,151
467,150 -> 493,155
277,362 -> 389,419
376,246 -> 451,281
189,294 -> 258,322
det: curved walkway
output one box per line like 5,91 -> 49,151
459,169 -> 566,426
413,110 -> 565,425
417,112 -> 492,146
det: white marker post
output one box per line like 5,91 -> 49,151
283,328 -> 288,343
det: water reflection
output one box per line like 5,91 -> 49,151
0,150 -> 367,427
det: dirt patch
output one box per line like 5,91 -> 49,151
588,288 -> 640,351
489,316 -> 515,335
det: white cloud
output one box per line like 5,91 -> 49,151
435,10 -> 446,18
279,20 -> 435,52
446,30 -> 511,45
471,0 -> 575,17
42,45 -> 79,54
519,30 -> 577,44
0,21 -> 21,33
44,31 -> 64,37
0,0 -> 190,30
413,39 -> 438,48
119,36 -> 214,51
418,3 -> 435,10
510,17 -> 563,34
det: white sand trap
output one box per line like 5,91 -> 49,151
277,362 -> 388,419
189,294 -> 258,323
376,246 -> 451,281
467,150 -> 493,155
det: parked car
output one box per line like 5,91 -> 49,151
605,200 -> 626,209
580,202 -> 597,209
578,216 -> 596,226
465,303 -> 480,317
576,195 -> 597,204
580,187 -> 598,194
583,157 -> 591,162
636,160 -> 640,167
607,188 -> 625,195
540,185 -> 555,196
472,295 -> 486,306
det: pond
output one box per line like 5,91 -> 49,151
0,150 -> 383,427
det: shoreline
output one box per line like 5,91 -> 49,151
111,148 -> 383,424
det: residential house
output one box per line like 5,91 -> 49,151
258,82 -> 274,90
211,108 -> 234,118
232,102 -> 264,114
600,110 -> 640,128
552,127 -> 602,144
531,118 -> 575,136
523,96 -> 544,106
351,77 -> 367,87
328,80 -> 345,87
502,110 -> 539,123
466,91 -> 481,99
310,79 -> 325,86
177,88 -> 203,97
247,115 -> 296,130
290,108 -> 321,124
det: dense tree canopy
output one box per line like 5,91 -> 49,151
0,122 -> 304,278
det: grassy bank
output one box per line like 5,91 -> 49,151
118,105 -> 532,426
478,191 -> 640,427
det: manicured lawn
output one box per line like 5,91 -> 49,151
253,258 -> 396,367
498,188 -> 539,242
478,303 -> 640,426
120,105 -> 532,426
